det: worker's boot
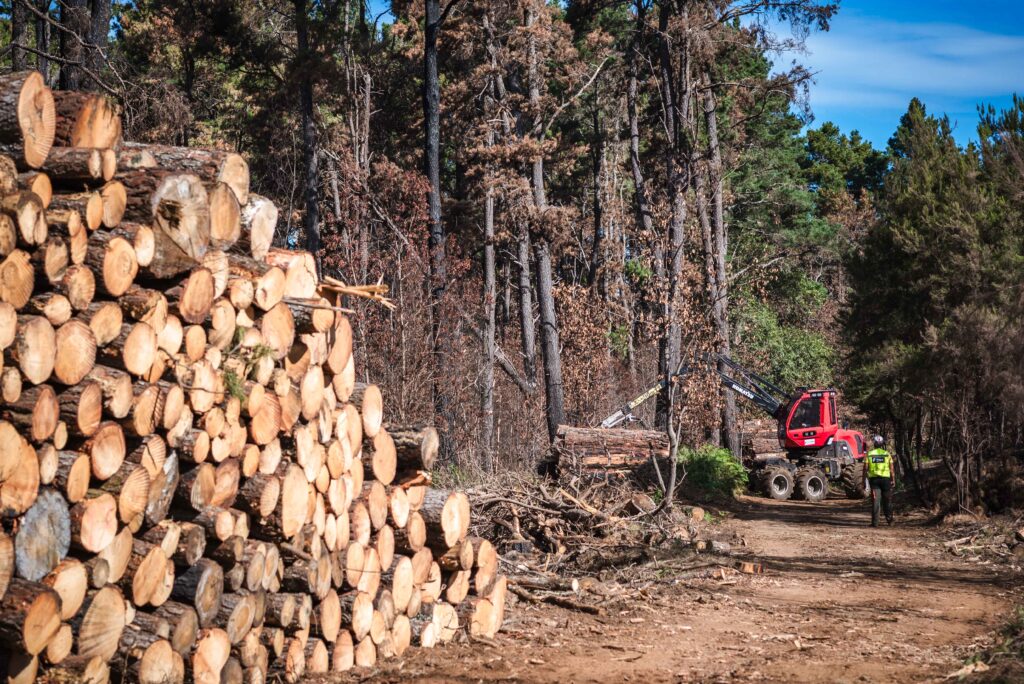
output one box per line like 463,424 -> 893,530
886,518 -> 894,526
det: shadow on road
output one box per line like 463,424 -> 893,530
719,495 -> 1018,591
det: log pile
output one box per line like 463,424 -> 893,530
0,71 -> 505,684
740,419 -> 785,462
551,425 -> 670,474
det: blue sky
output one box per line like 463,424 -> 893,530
369,0 -> 1023,149
784,0 -> 1024,147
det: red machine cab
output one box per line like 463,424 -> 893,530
779,388 -> 865,460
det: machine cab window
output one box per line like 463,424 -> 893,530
790,395 -> 822,429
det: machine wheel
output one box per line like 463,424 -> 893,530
795,467 -> 829,503
760,466 -> 794,501
840,462 -> 868,499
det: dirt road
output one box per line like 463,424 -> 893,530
321,496 -> 1021,683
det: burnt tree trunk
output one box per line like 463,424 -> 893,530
36,0 -> 51,83
294,0 -> 321,275
700,74 -> 738,457
87,0 -> 112,89
59,0 -> 89,91
12,0 -> 30,71
480,126 -> 496,473
423,0 -> 455,462
526,5 -> 565,442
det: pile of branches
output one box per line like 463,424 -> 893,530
942,514 -> 1024,572
466,472 -> 758,617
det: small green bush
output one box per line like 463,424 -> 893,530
679,445 -> 748,498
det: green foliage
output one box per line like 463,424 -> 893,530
606,324 -> 630,361
624,258 -> 653,285
804,121 -> 888,210
223,369 -> 246,403
736,300 -> 835,390
678,445 -> 749,498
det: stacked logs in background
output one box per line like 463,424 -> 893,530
0,70 -> 505,684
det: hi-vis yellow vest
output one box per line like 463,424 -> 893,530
866,448 -> 892,479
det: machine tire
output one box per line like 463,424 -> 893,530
760,466 -> 794,501
841,462 -> 868,499
795,467 -> 829,503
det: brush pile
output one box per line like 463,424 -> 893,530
0,71 -> 505,684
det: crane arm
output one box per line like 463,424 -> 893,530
598,353 -> 788,429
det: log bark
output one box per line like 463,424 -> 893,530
152,601 -> 199,656
50,191 -> 103,231
387,424 -> 439,477
120,142 -> 249,204
553,425 -> 671,472
86,365 -> 134,419
419,489 -> 470,549
51,91 -> 121,149
0,578 -> 62,655
36,146 -> 113,184
170,559 -> 223,628
1,382 -> 58,442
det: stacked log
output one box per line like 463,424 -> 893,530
740,418 -> 786,461
552,425 -> 670,473
0,72 -> 505,684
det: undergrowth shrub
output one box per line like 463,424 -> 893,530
679,445 -> 748,498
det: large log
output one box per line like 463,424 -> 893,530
36,146 -> 115,185
418,489 -> 470,549
121,142 -> 249,205
170,559 -> 223,628
51,91 -> 122,149
0,72 -> 55,168
14,488 -> 70,582
553,425 -> 671,471
0,578 -> 62,655
120,168 -> 211,278
387,424 -> 439,477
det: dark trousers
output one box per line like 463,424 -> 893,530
869,477 -> 893,525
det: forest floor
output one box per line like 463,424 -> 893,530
319,495 -> 1023,683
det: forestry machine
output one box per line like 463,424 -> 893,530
600,353 -> 868,502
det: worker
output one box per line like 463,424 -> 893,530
864,434 -> 895,527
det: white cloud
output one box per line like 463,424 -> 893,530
799,16 -> 1024,103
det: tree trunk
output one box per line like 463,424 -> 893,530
36,0 -> 51,83
654,2 -> 689,431
526,5 -> 564,442
588,104 -> 604,289
87,0 -> 112,90
294,0 -> 320,274
12,0 -> 30,71
59,0 -> 89,92
517,231 -> 536,387
423,0 -> 454,463
480,128 -> 496,473
534,239 -> 564,442
700,75 -> 738,456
